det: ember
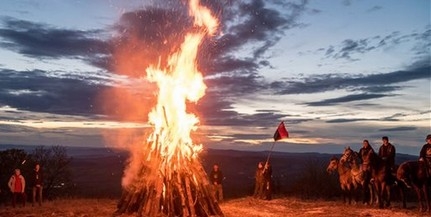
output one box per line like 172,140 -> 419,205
115,0 -> 223,216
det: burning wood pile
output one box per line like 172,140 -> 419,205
115,1 -> 223,216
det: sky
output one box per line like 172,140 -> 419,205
0,0 -> 429,155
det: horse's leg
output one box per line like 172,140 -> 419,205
399,184 -> 406,209
369,183 -> 375,205
414,186 -> 424,212
378,182 -> 385,208
422,185 -> 430,212
341,185 -> 347,204
347,185 -> 352,205
384,183 -> 391,207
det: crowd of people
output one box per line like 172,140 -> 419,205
3,163 -> 44,208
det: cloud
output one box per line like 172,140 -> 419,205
379,126 -> 417,132
366,6 -> 382,13
305,93 -> 393,106
317,27 -> 431,61
0,17 -> 110,60
272,62 -> 430,95
0,69 -> 109,116
325,118 -> 376,123
198,0 -> 310,77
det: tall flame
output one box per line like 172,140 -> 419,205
122,0 -> 218,187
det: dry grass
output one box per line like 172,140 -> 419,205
0,197 -> 428,217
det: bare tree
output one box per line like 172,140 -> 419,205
31,146 -> 72,199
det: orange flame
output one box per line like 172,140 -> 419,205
120,0 -> 218,187
146,0 -> 217,164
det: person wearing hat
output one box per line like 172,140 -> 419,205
419,134 -> 431,177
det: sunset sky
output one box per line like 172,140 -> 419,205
0,0 -> 429,155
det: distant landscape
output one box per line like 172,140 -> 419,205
0,144 -> 418,200
0,144 -> 426,216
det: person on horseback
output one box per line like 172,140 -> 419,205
359,140 -> 375,171
359,140 -> 375,203
378,136 -> 396,184
419,134 -> 431,179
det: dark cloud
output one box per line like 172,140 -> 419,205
0,69 -> 109,116
379,126 -> 417,132
199,0 -> 309,76
272,63 -> 430,95
197,95 -> 286,127
326,118 -> 375,123
0,17 -> 110,59
305,93 -> 393,106
318,27 -> 431,61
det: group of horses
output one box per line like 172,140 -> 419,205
326,147 -> 430,212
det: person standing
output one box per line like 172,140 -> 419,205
209,164 -> 224,202
419,134 -> 431,177
262,162 -> 272,200
253,162 -> 265,199
32,163 -> 43,206
8,168 -> 26,208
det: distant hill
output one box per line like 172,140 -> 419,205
0,144 -> 418,199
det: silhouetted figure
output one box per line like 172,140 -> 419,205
419,134 -> 431,178
378,136 -> 396,184
263,162 -> 272,200
31,163 -> 43,206
253,162 -> 265,198
209,164 -> 224,202
359,139 -> 375,203
379,136 -> 396,170
8,168 -> 26,208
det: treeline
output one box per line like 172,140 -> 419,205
0,146 -> 72,204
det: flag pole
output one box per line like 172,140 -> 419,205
265,140 -> 276,166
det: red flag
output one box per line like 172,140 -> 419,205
273,121 -> 289,141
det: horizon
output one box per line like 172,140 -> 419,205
0,142 -> 422,157
0,0 -> 429,155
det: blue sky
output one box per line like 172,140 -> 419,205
0,0 -> 429,155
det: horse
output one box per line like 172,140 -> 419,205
397,160 -> 430,212
326,156 -> 355,204
341,147 -> 374,205
365,150 -> 393,208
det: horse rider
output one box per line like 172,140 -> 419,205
379,136 -> 396,169
419,134 -> 431,178
378,136 -> 396,184
359,140 -> 375,203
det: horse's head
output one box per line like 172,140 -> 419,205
340,146 -> 354,163
326,156 -> 339,173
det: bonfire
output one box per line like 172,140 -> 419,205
115,0 -> 223,216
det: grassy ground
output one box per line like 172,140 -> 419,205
0,196 -> 428,217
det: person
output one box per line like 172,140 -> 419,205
419,134 -> 431,177
8,168 -> 26,208
209,164 -> 224,202
262,162 -> 272,200
253,162 -> 265,199
358,139 -> 375,203
31,163 -> 43,206
378,136 -> 396,171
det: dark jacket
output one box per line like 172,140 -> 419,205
210,170 -> 223,185
263,165 -> 272,182
32,169 -> 43,187
359,145 -> 375,164
378,143 -> 396,167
